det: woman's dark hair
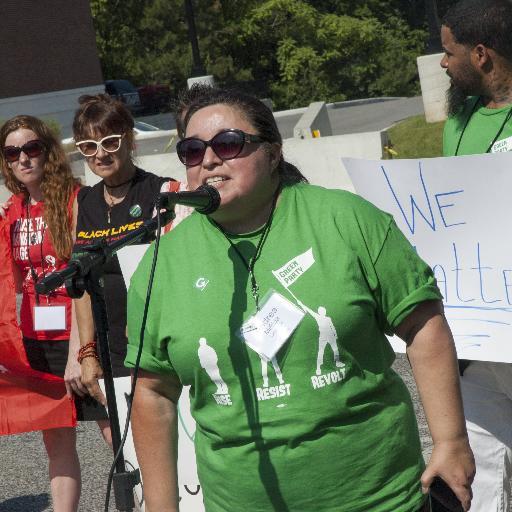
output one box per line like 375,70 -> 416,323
442,0 -> 512,61
174,84 -> 308,186
72,93 -> 135,150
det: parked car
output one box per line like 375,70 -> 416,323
134,121 -> 161,132
105,79 -> 143,114
137,83 -> 172,114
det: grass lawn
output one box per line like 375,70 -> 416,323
386,115 -> 445,159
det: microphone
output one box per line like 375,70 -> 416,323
159,185 -> 221,214
35,261 -> 81,295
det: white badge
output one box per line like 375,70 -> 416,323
491,135 -> 512,153
238,290 -> 304,360
33,305 -> 67,331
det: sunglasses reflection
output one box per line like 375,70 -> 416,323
3,140 -> 46,163
177,129 -> 265,166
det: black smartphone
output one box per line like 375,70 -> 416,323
430,477 -> 463,512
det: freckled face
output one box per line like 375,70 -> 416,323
4,128 -> 46,189
184,104 -> 280,228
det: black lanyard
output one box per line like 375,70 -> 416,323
455,96 -> 512,155
211,188 -> 279,310
25,198 -> 47,305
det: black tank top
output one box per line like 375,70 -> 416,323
74,168 -> 171,376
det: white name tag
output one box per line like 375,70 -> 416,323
33,305 -> 67,331
238,290 -> 304,360
491,136 -> 512,153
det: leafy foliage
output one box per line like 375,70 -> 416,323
89,0 -> 455,109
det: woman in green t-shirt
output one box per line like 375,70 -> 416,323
126,85 -> 475,512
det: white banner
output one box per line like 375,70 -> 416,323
117,246 -> 204,511
343,152 -> 512,363
99,377 -> 203,511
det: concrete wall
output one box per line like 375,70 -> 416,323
0,85 -> 105,138
417,53 -> 450,123
293,102 -> 333,139
283,131 -> 387,191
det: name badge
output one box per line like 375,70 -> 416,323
33,305 -> 67,331
238,290 -> 304,360
491,136 -> 512,153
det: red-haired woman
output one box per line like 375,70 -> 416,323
0,115 -> 93,512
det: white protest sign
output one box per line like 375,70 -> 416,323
116,245 -> 204,511
343,152 -> 512,363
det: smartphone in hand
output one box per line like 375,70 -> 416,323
430,477 -> 463,512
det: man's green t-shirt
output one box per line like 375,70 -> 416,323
444,96 -> 512,156
126,184 -> 441,512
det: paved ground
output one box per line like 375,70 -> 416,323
0,354 -> 432,511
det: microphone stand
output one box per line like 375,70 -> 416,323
36,210 -> 174,512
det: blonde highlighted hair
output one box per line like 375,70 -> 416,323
0,115 -> 80,260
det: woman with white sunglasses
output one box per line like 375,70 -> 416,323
71,94 -> 182,410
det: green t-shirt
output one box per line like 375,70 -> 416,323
443,96 -> 512,156
126,184 -> 441,512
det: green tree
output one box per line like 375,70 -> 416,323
89,0 -> 443,109
90,0 -> 147,81
232,0 -> 425,107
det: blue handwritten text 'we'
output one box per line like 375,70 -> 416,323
380,163 -> 465,234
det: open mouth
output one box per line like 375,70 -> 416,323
205,176 -> 228,185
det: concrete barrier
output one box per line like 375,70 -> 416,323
0,85 -> 104,138
417,53 -> 450,123
293,101 -> 333,139
283,131 -> 388,191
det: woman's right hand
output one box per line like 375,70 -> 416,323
64,355 -> 88,398
421,437 -> 475,511
0,200 -> 12,219
80,357 -> 107,406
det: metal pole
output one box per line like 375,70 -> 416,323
425,0 -> 442,54
184,0 -> 206,76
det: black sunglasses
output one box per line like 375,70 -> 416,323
176,129 -> 266,166
3,140 -> 46,163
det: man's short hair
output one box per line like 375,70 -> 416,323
442,0 -> 512,60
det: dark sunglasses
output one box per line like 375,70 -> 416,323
3,140 -> 46,163
176,129 -> 265,166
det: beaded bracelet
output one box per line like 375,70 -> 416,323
77,342 -> 99,364
77,352 -> 100,364
78,341 -> 96,357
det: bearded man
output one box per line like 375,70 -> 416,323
441,1 -> 512,510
